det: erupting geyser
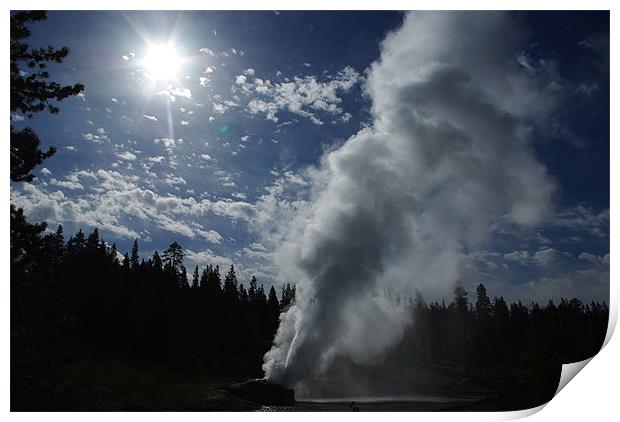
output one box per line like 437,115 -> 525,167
261,11 -> 556,388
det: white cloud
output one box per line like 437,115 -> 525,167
156,138 -> 177,148
532,247 -> 569,266
13,180 -> 138,239
185,248 -> 233,273
579,252 -> 609,267
504,250 -> 530,263
486,252 -> 609,305
575,82 -> 600,97
147,156 -> 166,163
158,87 -> 192,101
214,170 -> 237,187
283,171 -> 307,186
235,66 -> 361,125
249,242 -> 268,252
82,128 -> 110,143
552,205 -> 609,237
116,151 -> 137,161
503,247 -> 570,267
213,103 -> 227,114
208,200 -> 256,221
195,228 -> 224,244
461,250 -> 501,272
165,175 -> 186,185
247,99 -> 279,122
171,87 -> 192,98
13,165 -> 262,244
50,178 -> 84,190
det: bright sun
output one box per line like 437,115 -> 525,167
142,43 -> 181,81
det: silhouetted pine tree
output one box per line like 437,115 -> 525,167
248,275 -> 258,303
130,239 -> 140,270
239,283 -> 249,305
267,286 -> 280,336
163,241 -> 184,272
223,265 -> 239,302
473,283 -> 493,367
152,250 -> 163,271
179,266 -> 189,289
191,265 -> 200,289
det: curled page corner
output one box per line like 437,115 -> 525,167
504,357 -> 596,420
498,403 -> 547,420
555,357 -> 594,397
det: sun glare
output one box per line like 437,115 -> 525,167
142,43 -> 181,81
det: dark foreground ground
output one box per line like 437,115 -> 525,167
11,356 -> 561,411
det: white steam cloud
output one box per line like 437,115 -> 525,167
262,12 -> 556,387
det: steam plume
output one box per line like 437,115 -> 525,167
263,12 -> 556,387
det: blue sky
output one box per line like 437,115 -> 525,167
11,11 -> 609,303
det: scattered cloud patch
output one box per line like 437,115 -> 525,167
50,178 -> 84,190
116,151 -> 137,161
234,66 -> 361,124
82,128 -> 110,143
196,228 -> 224,244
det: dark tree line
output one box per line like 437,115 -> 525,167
396,283 -> 607,368
387,283 -> 608,402
12,221 -> 296,378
